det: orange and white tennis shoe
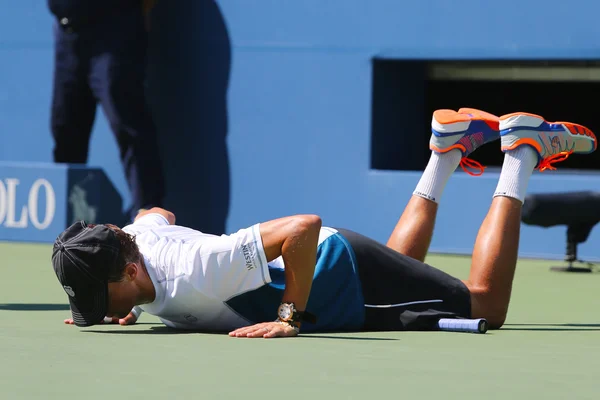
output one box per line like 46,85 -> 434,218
430,108 -> 500,176
499,112 -> 597,171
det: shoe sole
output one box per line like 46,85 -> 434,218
499,112 -> 597,153
458,108 -> 501,126
432,109 -> 499,134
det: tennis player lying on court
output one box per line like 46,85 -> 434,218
52,108 -> 597,338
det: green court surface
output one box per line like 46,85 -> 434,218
1,242 -> 599,400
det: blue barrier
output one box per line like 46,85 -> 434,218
0,162 -> 122,243
2,1 -> 600,261
368,170 -> 600,262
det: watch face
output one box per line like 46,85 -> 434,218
278,304 -> 293,321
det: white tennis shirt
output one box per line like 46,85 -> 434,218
122,213 -> 272,331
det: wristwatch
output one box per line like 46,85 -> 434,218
277,302 -> 317,326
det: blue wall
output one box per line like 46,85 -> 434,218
2,0 -> 600,261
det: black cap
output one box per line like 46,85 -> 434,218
51,221 -> 120,327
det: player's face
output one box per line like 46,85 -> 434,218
106,281 -> 136,318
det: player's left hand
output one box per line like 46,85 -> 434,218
117,311 -> 139,326
63,310 -> 138,326
229,321 -> 299,338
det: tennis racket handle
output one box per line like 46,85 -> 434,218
437,318 -> 489,333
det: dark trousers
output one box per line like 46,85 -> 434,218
50,7 -> 165,218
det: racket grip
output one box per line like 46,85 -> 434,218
437,318 -> 488,334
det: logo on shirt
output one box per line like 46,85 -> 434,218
242,242 -> 257,271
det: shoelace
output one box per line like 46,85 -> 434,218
460,157 -> 486,176
461,150 -> 574,175
537,150 -> 573,172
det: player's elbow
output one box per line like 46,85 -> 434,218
293,214 -> 322,235
150,207 -> 176,225
285,214 -> 322,241
164,211 -> 176,225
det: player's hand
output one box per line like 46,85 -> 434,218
63,317 -> 117,325
63,311 -> 138,326
118,311 -> 139,326
228,321 -> 299,338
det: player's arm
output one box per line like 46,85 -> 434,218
229,215 -> 321,338
135,207 -> 176,225
260,215 -> 321,314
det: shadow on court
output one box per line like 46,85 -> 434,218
84,326 -> 398,340
86,326 -> 219,335
0,303 -> 70,311
301,335 -> 398,341
503,323 -> 600,331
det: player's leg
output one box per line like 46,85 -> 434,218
386,108 -> 500,261
50,22 -> 97,164
339,227 -> 474,331
465,113 -> 597,328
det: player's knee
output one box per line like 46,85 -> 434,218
477,305 -> 507,329
469,286 -> 508,329
486,313 -> 507,329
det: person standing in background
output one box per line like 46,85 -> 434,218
48,0 -> 165,221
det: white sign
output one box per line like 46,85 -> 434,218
0,178 -> 56,230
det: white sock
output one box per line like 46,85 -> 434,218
493,146 -> 538,203
413,150 -> 462,203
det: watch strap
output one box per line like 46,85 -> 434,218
297,310 -> 317,324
